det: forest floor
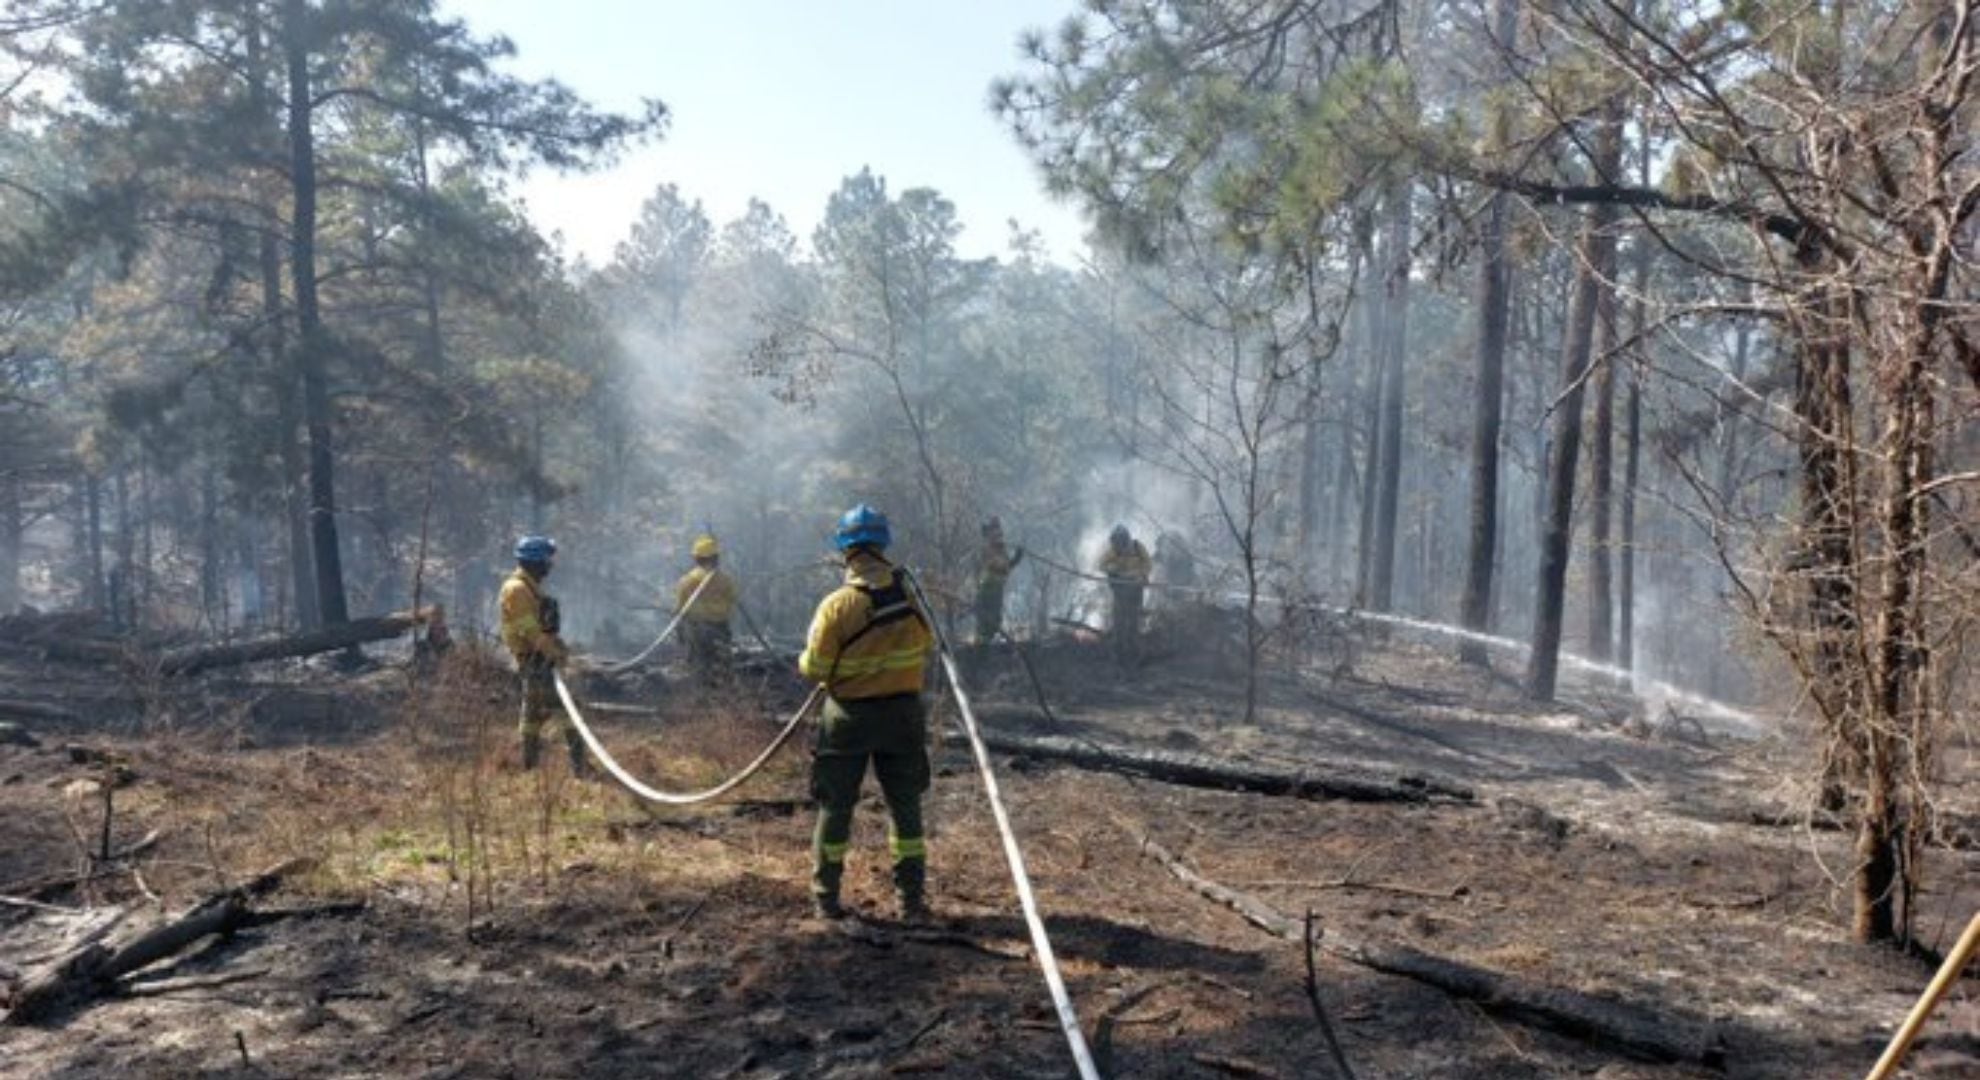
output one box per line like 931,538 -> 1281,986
1,611 -> 1976,1079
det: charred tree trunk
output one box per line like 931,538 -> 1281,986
1527,108 -> 1623,701
1460,0 -> 1517,661
248,9 -> 316,632
83,471 -> 105,613
1586,258 -> 1620,663
1857,332 -> 1933,945
1618,320 -> 1643,672
160,607 -> 434,675
1353,218 -> 1382,603
284,0 -> 349,626
1793,249 -> 1861,823
0,472 -> 20,615
112,468 -> 133,629
1366,186 -> 1412,613
198,465 -> 222,630
973,722 -> 1473,804
1703,315 -> 1752,695
1295,341 -> 1326,577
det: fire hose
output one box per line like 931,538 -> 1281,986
553,671 -> 822,806
898,567 -> 1102,1080
598,569 -> 715,675
549,562 -> 1102,1077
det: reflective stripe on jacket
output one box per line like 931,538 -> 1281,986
675,566 -> 738,623
798,552 -> 933,701
500,568 -> 555,660
1100,541 -> 1152,585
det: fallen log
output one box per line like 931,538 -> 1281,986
0,636 -> 128,665
0,700 -> 78,724
158,609 -> 434,676
974,724 -> 1474,805
0,829 -> 164,900
1129,829 -> 1723,1066
120,966 -> 269,997
1731,804 -> 1978,851
4,857 -> 308,1024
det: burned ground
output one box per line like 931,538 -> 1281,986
1,618 -> 1976,1079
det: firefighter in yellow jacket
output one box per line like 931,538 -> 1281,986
674,534 -> 739,682
972,516 -> 1023,645
499,536 -> 588,777
797,504 -> 934,921
1099,524 -> 1152,665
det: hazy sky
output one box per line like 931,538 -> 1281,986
443,0 -> 1092,266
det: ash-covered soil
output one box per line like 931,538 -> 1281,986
2,618 -> 1976,1079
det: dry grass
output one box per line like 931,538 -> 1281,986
166,646 -> 824,930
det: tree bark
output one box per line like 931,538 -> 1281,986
1460,0 -> 1519,662
1618,346 -> 1642,671
1586,256 -> 1620,663
198,465 -> 222,630
0,471 -> 19,615
247,7 -> 316,632
1366,186 -> 1411,613
112,468 -> 133,629
284,0 -> 349,626
1526,108 -> 1623,701
1702,315 -> 1751,695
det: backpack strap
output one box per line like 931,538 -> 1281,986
825,577 -> 928,688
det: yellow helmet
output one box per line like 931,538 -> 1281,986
692,534 -> 720,559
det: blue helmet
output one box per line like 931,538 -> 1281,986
834,504 -> 891,552
514,535 -> 557,563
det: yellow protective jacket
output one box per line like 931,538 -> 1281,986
978,540 -> 1020,588
1100,541 -> 1152,585
674,566 -> 738,623
798,553 -> 933,701
499,568 -> 562,662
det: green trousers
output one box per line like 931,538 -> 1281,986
810,694 -> 930,903
517,658 -> 584,771
682,620 -> 733,683
1110,583 -> 1144,665
974,579 -> 1007,645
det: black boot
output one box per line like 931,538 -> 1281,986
894,858 -> 929,923
565,729 -> 591,780
520,733 -> 542,771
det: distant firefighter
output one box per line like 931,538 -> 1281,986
675,534 -> 739,683
499,536 -> 589,778
973,515 -> 1024,645
1099,524 -> 1152,665
1155,532 -> 1197,594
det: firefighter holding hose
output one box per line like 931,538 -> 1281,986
675,533 -> 739,683
797,505 -> 935,921
499,536 -> 590,779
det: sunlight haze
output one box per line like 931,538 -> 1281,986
444,0 -> 1091,265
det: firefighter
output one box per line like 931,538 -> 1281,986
499,536 -> 589,778
675,534 -> 739,683
973,516 -> 1023,646
1099,524 -> 1152,665
1155,532 -> 1198,597
797,504 -> 935,921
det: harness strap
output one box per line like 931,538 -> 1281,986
826,577 -> 928,689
